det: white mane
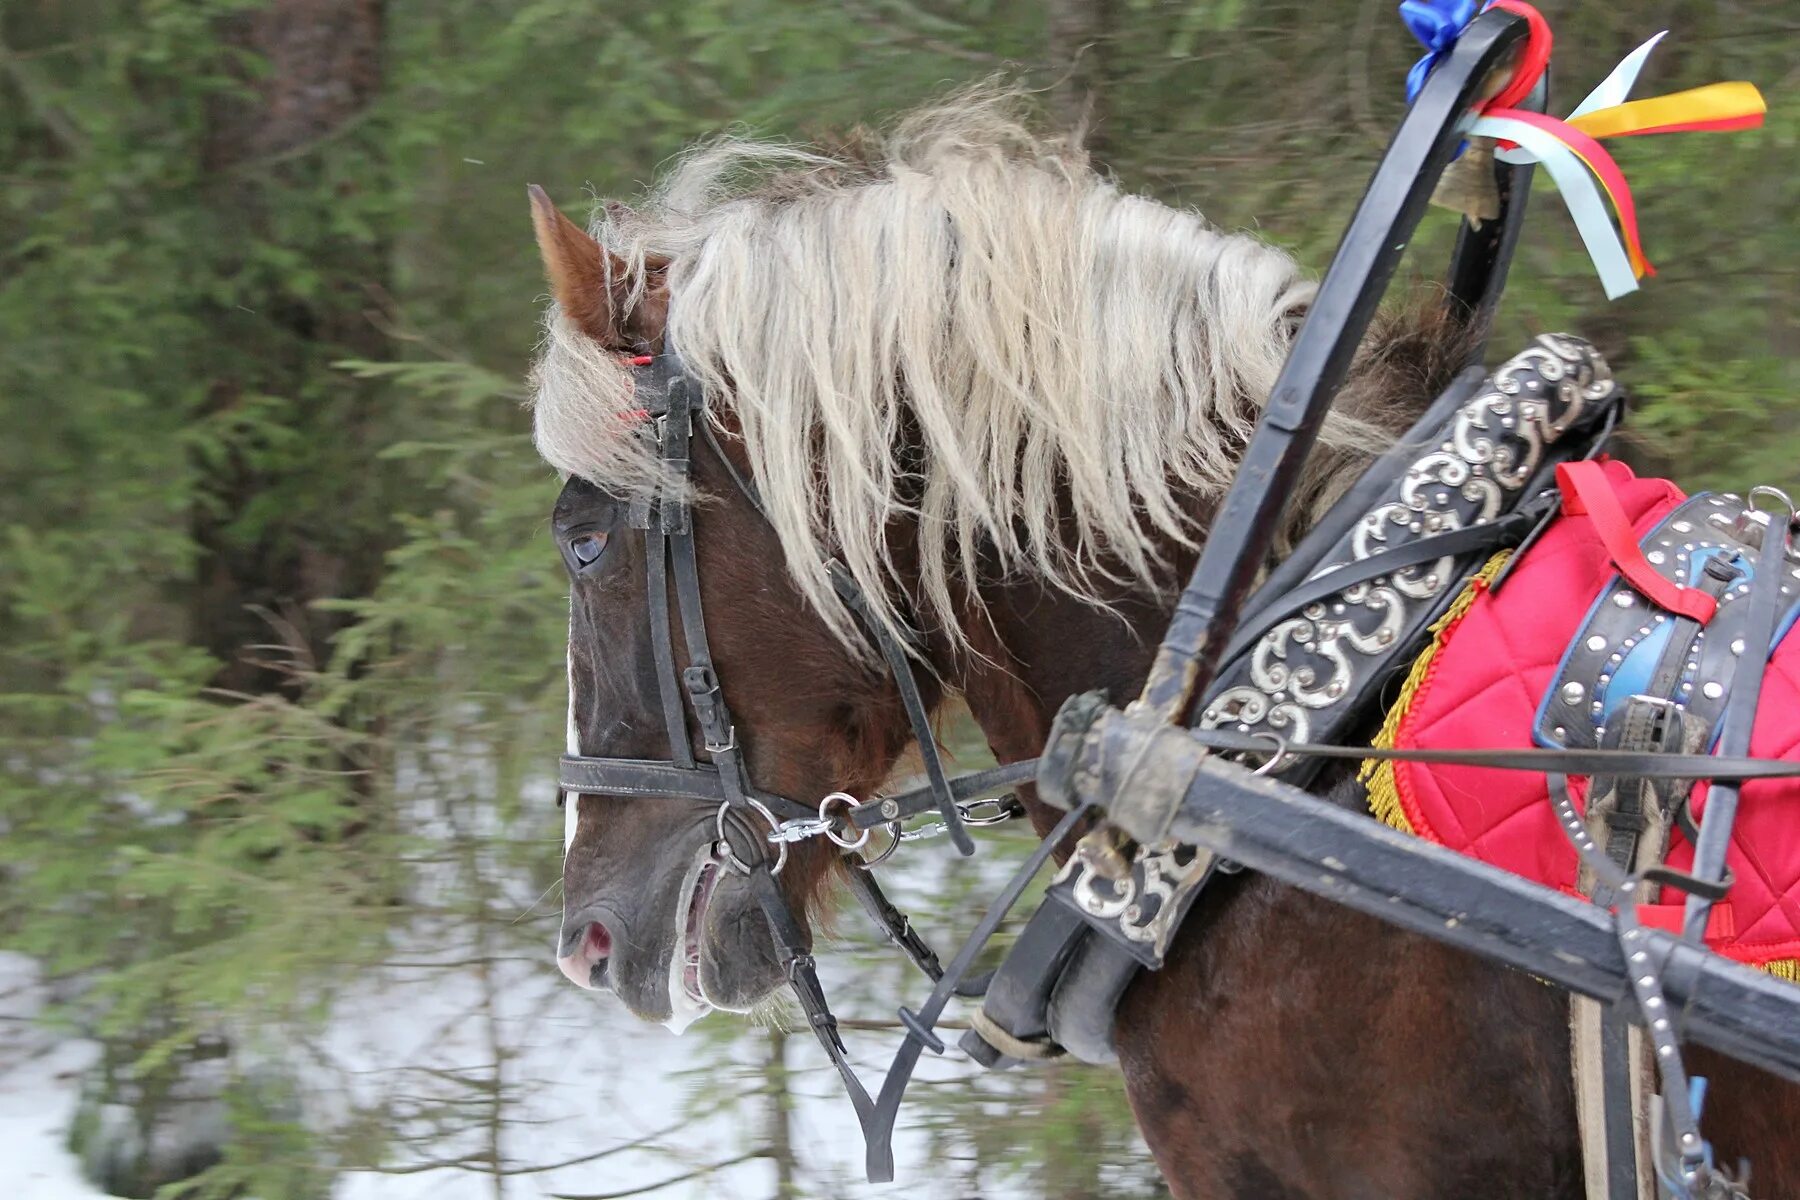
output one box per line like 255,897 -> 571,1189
532,89 -> 1407,654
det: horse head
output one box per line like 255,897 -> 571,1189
527,92 -> 1409,1034
531,186 -> 929,1029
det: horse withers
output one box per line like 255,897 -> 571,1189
530,94 -> 1800,1198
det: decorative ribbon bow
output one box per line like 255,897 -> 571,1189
1402,0 -> 1768,299
1400,0 -> 1479,105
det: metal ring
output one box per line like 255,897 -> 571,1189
1748,484 -> 1797,520
1248,731 -> 1290,777
715,797 -> 788,876
817,792 -> 871,851
855,821 -> 903,870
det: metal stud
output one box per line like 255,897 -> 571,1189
1648,549 -> 1666,565
1561,682 -> 1586,705
1731,638 -> 1746,655
1613,592 -> 1634,608
1703,681 -> 1725,700
1586,635 -> 1607,652
1672,520 -> 1694,533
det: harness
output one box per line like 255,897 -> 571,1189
558,343 -> 1800,1190
553,8 -> 1800,1195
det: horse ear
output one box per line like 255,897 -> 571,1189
529,184 -> 644,347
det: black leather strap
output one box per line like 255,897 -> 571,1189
643,532 -> 695,769
1682,508 -> 1794,942
750,866 -> 877,1128
843,864 -> 944,983
862,801 -> 1092,1183
828,561 -> 973,855
847,759 -> 1039,831
1221,502 -> 1547,666
556,754 -> 815,821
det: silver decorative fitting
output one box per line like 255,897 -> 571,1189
1613,592 -> 1634,608
1703,681 -> 1725,700
1731,638 -> 1746,656
1561,682 -> 1586,705
1586,635 -> 1607,652
1647,549 -> 1666,565
1672,520 -> 1694,533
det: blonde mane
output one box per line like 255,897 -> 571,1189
532,89 -> 1423,654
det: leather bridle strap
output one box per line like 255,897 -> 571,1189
750,864 -> 878,1127
644,525 -> 695,769
826,560 -> 973,855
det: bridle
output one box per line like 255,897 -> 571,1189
556,353 -> 1003,860
553,352 -> 1043,1172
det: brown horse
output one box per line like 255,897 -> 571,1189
532,95 -> 1800,1197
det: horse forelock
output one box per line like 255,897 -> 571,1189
532,86 -> 1436,658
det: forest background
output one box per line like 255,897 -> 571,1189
2,1 -> 1795,1197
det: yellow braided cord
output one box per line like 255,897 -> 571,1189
1361,552 -> 1513,837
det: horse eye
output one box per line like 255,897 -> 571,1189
570,534 -> 607,566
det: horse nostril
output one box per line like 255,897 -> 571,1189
557,914 -> 616,991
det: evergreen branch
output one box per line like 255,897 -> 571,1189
0,33 -> 88,154
841,2 -> 1008,65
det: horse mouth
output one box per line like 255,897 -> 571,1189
679,860 -> 721,1007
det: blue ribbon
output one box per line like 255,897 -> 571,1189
1400,0 -> 1480,102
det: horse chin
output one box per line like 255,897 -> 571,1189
692,870 -> 788,1017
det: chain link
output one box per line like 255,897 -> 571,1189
766,792 -> 1024,849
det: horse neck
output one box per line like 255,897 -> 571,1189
948,550 -> 1200,831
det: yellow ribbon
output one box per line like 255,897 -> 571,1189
1567,82 -> 1766,140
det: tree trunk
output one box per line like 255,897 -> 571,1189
765,1027 -> 799,1199
195,0 -> 388,695
1047,0 -> 1117,163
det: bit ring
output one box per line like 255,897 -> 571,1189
715,797 -> 788,875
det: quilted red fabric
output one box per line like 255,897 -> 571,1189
1387,460 -> 1800,968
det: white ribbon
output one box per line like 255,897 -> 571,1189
1495,31 -> 1668,166
1470,113 -> 1639,299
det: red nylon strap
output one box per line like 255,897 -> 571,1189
1557,460 -> 1717,624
